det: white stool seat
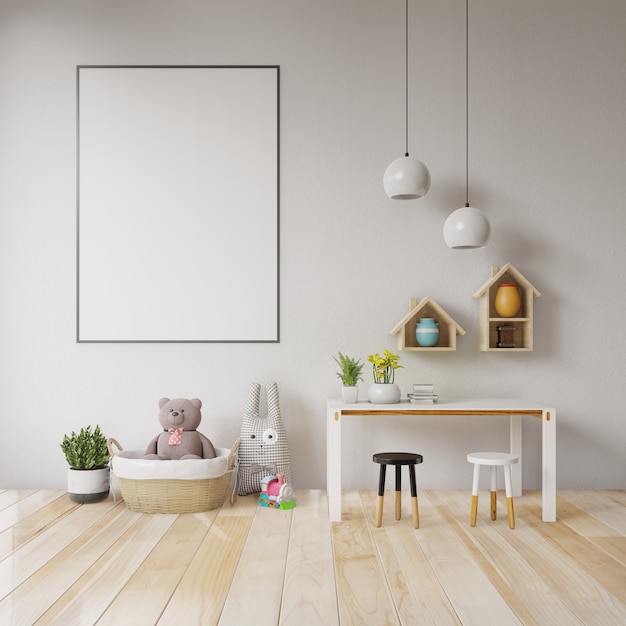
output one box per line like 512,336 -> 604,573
467,452 -> 519,466
467,451 -> 519,529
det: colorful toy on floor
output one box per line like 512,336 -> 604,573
259,473 -> 296,509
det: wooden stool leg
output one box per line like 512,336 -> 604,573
395,464 -> 402,521
470,463 -> 480,527
506,497 -> 515,529
408,464 -> 419,529
503,464 -> 515,529
490,465 -> 497,521
376,464 -> 387,528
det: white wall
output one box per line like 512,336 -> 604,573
1,0 -> 625,492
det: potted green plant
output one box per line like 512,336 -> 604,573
334,352 -> 365,403
367,349 -> 403,404
60,425 -> 110,503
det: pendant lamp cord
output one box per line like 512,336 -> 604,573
405,0 -> 409,157
465,0 -> 470,207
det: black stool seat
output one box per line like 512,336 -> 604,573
373,452 -> 423,529
373,452 -> 423,466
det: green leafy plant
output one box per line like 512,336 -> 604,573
60,425 -> 110,469
367,349 -> 403,383
334,352 -> 365,386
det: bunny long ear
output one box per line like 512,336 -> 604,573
266,382 -> 281,419
245,383 -> 261,418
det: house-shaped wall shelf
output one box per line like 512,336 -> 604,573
472,263 -> 541,351
389,296 -> 465,351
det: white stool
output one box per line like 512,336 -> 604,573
467,452 -> 519,529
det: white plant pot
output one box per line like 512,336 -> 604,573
67,466 -> 110,503
368,383 -> 401,404
341,385 -> 359,403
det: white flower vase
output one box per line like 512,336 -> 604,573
341,386 -> 359,403
368,383 -> 401,404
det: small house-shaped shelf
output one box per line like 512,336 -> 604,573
473,264 -> 541,351
389,296 -> 465,351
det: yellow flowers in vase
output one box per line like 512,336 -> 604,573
368,349 -> 403,384
367,350 -> 403,404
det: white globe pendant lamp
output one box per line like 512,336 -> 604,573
384,155 -> 430,200
443,203 -> 491,249
443,0 -> 490,249
383,0 -> 430,200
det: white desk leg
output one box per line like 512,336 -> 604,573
542,408 -> 557,522
327,408 -> 342,522
510,414 -> 522,497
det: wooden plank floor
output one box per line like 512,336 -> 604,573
0,488 -> 625,625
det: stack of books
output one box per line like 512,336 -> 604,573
407,383 -> 438,404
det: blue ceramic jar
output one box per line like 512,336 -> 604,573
416,317 -> 439,347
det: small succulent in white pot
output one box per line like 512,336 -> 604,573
334,352 -> 365,403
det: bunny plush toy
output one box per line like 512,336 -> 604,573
237,383 -> 292,495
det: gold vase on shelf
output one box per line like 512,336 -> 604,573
494,283 -> 521,318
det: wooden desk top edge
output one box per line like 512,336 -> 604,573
328,398 -> 554,419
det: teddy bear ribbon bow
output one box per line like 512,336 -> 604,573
168,427 -> 183,446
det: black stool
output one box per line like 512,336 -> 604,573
373,452 -> 423,528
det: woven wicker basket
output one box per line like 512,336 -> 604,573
108,438 -> 239,514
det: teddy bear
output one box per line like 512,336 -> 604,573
144,397 -> 217,460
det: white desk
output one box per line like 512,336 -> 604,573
327,398 -> 556,522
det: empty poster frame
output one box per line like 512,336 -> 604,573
77,65 -> 279,342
